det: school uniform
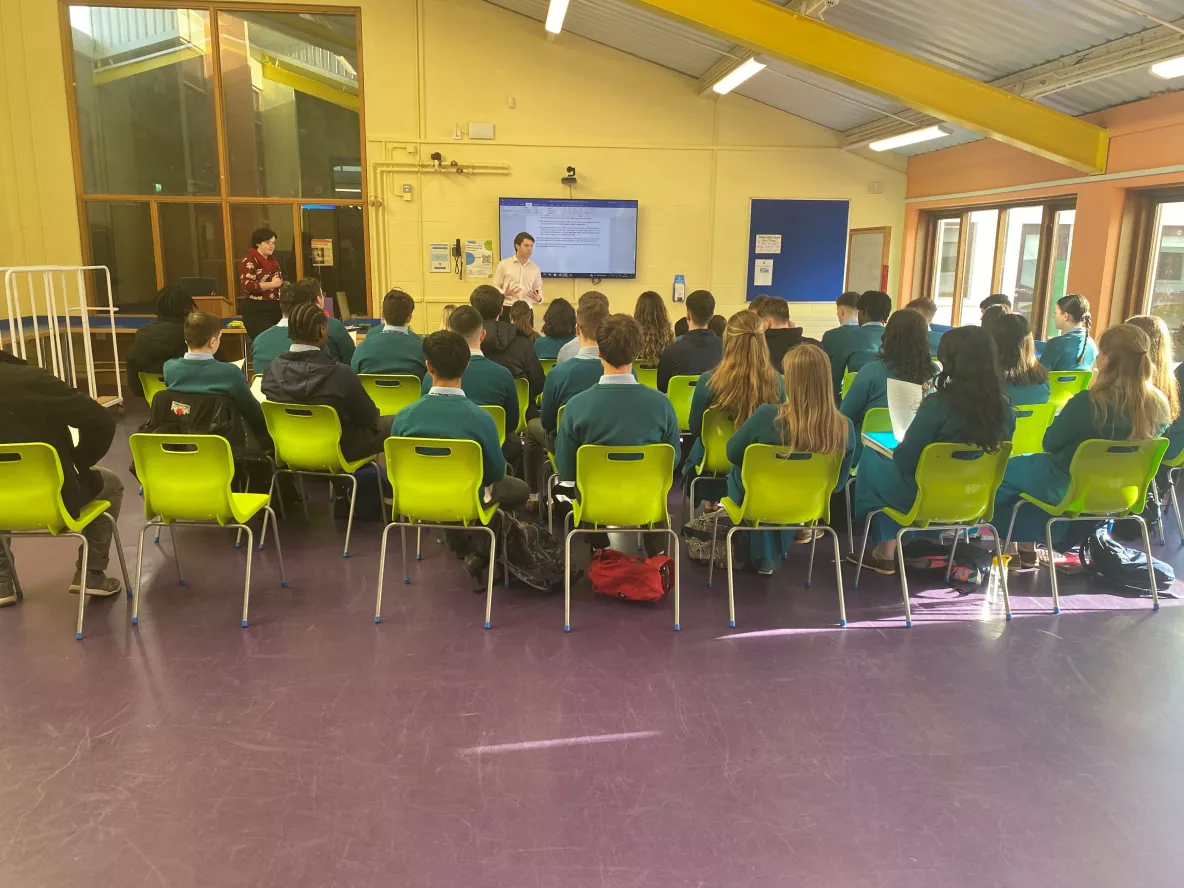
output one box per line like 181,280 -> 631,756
726,404 -> 856,572
1164,362 -> 1184,461
840,359 -> 935,465
656,329 -> 723,393
1003,379 -> 1051,407
854,391 -> 1015,545
1039,327 -> 1097,371
541,346 -> 603,433
763,327 -> 819,370
927,328 -> 944,358
350,325 -> 427,378
125,317 -> 187,397
535,335 -> 574,360
994,391 -> 1165,544
251,317 -> 353,378
164,353 -> 269,444
419,352 -> 517,425
821,320 -> 881,395
847,322 -> 886,374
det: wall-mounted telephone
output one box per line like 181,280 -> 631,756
452,238 -> 463,278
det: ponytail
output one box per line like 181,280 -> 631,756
1057,293 -> 1092,363
708,310 -> 781,425
1090,325 -> 1171,441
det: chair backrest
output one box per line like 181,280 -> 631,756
667,375 -> 699,431
699,407 -> 736,474
0,443 -> 75,533
1011,403 -> 1058,456
139,372 -> 168,404
540,358 -> 556,376
863,407 -> 891,434
636,365 -> 658,390
130,434 -> 238,524
735,445 -> 844,526
479,404 -> 507,446
513,378 -> 529,434
261,401 -> 347,472
358,374 -> 421,416
1047,370 -> 1093,408
840,369 -> 857,398
1059,437 -> 1168,517
575,443 -> 675,527
385,437 -> 488,524
907,442 -> 1012,527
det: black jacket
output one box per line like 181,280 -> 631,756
261,349 -> 382,462
480,320 -> 545,419
656,329 -> 723,392
0,356 -> 116,518
125,318 -> 188,398
765,327 -> 822,370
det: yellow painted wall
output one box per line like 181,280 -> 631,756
1,0 -> 906,335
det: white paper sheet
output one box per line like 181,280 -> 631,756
886,378 -> 924,442
754,234 -> 782,254
753,259 -> 773,286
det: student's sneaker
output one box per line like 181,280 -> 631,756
845,552 -> 897,576
68,571 -> 123,597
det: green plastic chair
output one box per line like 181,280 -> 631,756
1152,445 -> 1184,545
710,445 -> 847,628
853,441 -> 1013,627
513,378 -> 529,435
687,408 -> 736,520
636,365 -> 658,390
358,374 -> 422,416
564,443 -> 679,633
480,405 -> 507,446
138,372 -> 167,405
543,404 -> 568,533
667,375 -> 699,432
261,401 -> 382,558
375,437 -> 502,628
844,407 -> 890,553
1011,403 -> 1057,457
0,443 -> 132,640
1047,370 -> 1093,409
540,359 -> 556,376
1002,437 -> 1167,613
841,369 -> 857,399
129,434 -> 287,629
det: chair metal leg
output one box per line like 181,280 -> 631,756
895,527 -> 912,628
257,503 -> 268,551
725,526 -> 737,628
501,516 -> 510,590
668,527 -> 680,631
1002,499 -> 1023,556
844,478 -> 855,555
0,535 -> 21,604
945,528 -> 960,583
563,516 -> 577,632
1133,515 -> 1160,611
401,526 -> 409,584
985,522 -> 1012,621
825,526 -> 847,627
852,510 -> 877,590
1152,480 -> 1166,546
169,526 -> 185,585
1170,470 -> 1184,545
272,468 -> 288,521
806,526 -> 818,588
375,463 -> 387,525
263,507 -> 288,587
297,475 -> 310,522
342,474 -> 358,558
484,526 -> 497,629
636,532 -> 643,553
240,525 -> 254,627
74,534 -> 89,640
98,513 -> 133,596
707,510 -> 721,589
375,522 -> 395,623
416,526 -> 422,561
1045,516 -> 1061,614
132,523 -> 154,626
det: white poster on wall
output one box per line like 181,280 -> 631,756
755,234 -> 782,254
465,239 -> 494,279
753,259 -> 774,286
429,243 -> 450,273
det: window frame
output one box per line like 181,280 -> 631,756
58,0 -> 369,312
1121,186 -> 1184,323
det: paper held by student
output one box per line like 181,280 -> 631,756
886,378 -> 924,442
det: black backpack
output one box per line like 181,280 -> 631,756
1077,526 -> 1174,594
140,389 -> 269,459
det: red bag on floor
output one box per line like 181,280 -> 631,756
588,548 -> 673,602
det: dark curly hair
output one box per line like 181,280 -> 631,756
541,298 -> 576,339
878,309 -> 934,386
933,326 -> 1009,452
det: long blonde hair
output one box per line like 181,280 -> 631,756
709,310 -> 781,425
1090,324 -> 1172,441
634,291 -> 673,364
777,344 -> 849,454
1127,314 -> 1179,422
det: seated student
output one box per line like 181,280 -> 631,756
391,330 -> 529,513
469,284 -> 545,400
1040,293 -> 1097,371
535,298 -> 576,360
164,312 -> 270,444
980,293 -> 1012,320
841,308 -> 935,465
820,290 -> 868,396
846,290 -> 891,374
261,303 -> 384,462
996,324 -> 1170,566
556,314 -> 680,555
727,344 -> 855,574
1128,315 -> 1182,462
635,290 -> 674,366
851,326 -> 1015,575
656,289 -> 723,393
0,352 -> 124,597
905,296 -> 943,357
557,291 -> 609,364
751,294 -> 820,368
674,317 -> 689,338
987,313 -> 1049,406
350,288 -> 426,378
509,302 -> 537,346
541,296 -> 611,437
708,315 -> 727,338
303,277 -> 357,365
981,303 -> 1009,328
125,285 -> 197,399
252,279 -> 354,377
684,310 -> 783,509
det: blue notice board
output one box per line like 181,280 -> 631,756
746,199 -> 849,303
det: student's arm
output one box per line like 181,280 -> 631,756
349,340 -> 366,374
32,370 -> 116,468
475,409 -> 505,486
687,374 -> 712,440
662,399 -> 681,456
224,367 -> 269,442
1038,337 -> 1065,372
839,364 -> 873,423
541,371 -> 560,433
503,376 -> 520,427
125,338 -> 146,397
342,368 -> 380,426
556,408 -> 579,481
834,418 -> 857,491
1042,391 -> 1089,452
893,397 -> 941,479
329,320 -> 356,364
524,349 -> 545,400
656,349 -> 672,394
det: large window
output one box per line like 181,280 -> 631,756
65,4 -> 366,312
919,200 -> 1075,330
1143,202 -> 1184,332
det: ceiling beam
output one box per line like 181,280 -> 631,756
627,0 -> 1109,172
843,19 -> 1184,148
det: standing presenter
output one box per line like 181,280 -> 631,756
493,231 -> 543,320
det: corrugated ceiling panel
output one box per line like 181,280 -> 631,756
738,59 -> 905,131
1039,67 -> 1184,116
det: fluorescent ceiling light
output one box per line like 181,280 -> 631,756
1151,55 -> 1184,79
545,0 -> 569,35
711,57 -> 767,94
869,125 -> 953,152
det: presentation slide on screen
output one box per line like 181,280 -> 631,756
499,199 -> 638,278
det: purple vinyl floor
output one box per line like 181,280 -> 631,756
3,408 -> 1184,887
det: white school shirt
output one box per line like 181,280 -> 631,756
493,255 -> 543,307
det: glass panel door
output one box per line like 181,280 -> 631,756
931,217 -> 960,326
1042,209 -> 1075,339
957,209 -> 999,324
1146,202 -> 1184,333
301,204 -> 366,319
999,206 -> 1044,323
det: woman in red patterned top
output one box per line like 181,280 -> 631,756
238,227 -> 285,339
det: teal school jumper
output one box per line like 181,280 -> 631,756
1039,327 -> 1097,371
725,404 -> 855,572
854,391 -> 1015,545
350,327 -> 427,378
535,335 -> 574,360
1003,379 -> 1051,406
541,354 -> 603,432
419,353 -> 517,423
820,323 -> 865,395
326,317 -> 356,365
994,390 -> 1165,544
847,323 -> 885,374
390,392 -> 504,488
251,320 -> 353,377
163,354 -> 269,442
555,381 -> 680,482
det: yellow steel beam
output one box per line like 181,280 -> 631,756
627,0 -> 1109,173
260,56 -> 359,112
92,44 -> 205,86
